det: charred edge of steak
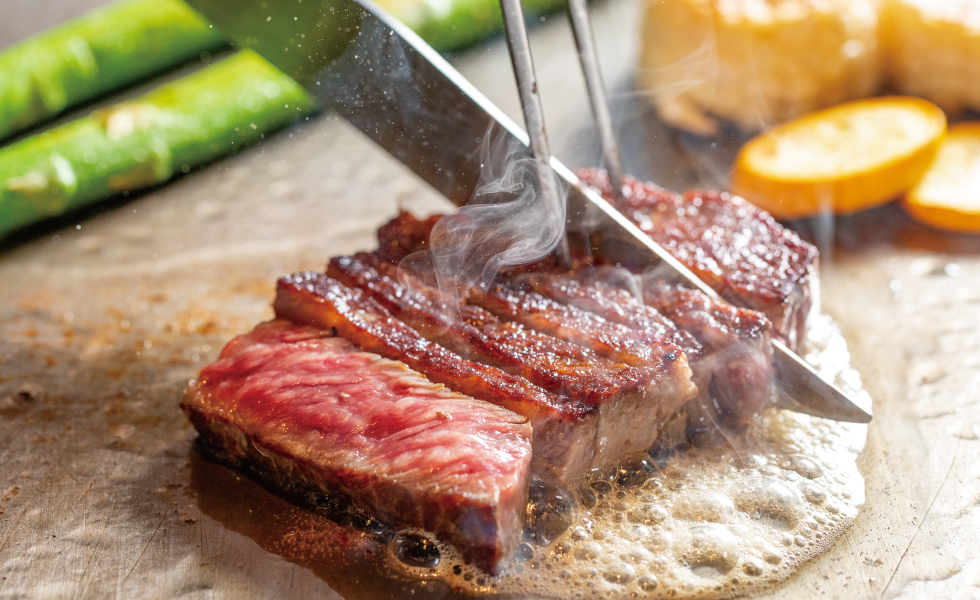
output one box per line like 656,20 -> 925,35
329,253 -> 653,405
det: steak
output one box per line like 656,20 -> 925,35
520,271 -> 774,427
273,271 -> 598,483
642,280 -> 774,423
578,169 -> 819,352
181,320 -> 532,572
323,255 -> 696,476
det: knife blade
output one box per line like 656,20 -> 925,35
183,0 -> 871,424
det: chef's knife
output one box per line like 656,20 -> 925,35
182,0 -> 871,424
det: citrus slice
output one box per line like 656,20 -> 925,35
730,97 -> 947,219
902,122 -> 980,233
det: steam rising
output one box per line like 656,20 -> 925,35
400,127 -> 566,312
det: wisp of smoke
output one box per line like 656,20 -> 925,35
400,125 -> 567,315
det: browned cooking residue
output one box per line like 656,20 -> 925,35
189,453 -> 426,600
227,277 -> 276,299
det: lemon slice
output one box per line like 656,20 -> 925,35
903,123 -> 980,233
730,97 -> 947,219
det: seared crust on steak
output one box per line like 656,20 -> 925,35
469,282 -> 683,369
274,272 -> 599,483
516,273 -> 703,362
329,254 -> 654,406
181,320 -> 532,572
578,169 -> 819,352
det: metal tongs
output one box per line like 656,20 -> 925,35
497,0 -> 871,424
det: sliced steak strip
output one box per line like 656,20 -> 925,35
469,282 -> 677,368
504,275 -> 702,363
643,280 -> 774,422
274,272 -> 597,483
521,271 -> 774,426
182,320 -> 532,572
518,272 -> 716,428
327,254 -> 695,474
578,169 -> 819,352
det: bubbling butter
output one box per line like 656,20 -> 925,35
387,314 -> 870,599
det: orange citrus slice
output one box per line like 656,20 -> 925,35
730,97 -> 947,219
902,123 -> 980,233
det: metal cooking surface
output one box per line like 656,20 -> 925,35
2,1 -> 980,598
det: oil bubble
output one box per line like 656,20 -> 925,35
391,532 -> 440,568
798,481 -> 828,505
763,547 -> 784,564
734,477 -> 806,530
624,546 -> 655,564
575,542 -> 602,560
638,574 -> 659,590
628,503 -> 668,525
671,491 -> 735,523
742,557 -> 765,576
676,524 -> 740,577
648,530 -> 672,553
515,543 -> 534,562
782,455 -> 823,479
616,456 -> 656,489
579,488 -> 598,509
649,554 -> 669,572
526,481 -> 575,545
604,563 -> 635,584
627,525 -> 652,540
591,481 -> 613,494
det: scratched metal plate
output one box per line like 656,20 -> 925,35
2,0 -> 980,598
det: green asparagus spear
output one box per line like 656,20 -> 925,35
378,0 -> 569,52
0,50 -> 316,239
0,0 -> 227,141
0,0 -> 566,142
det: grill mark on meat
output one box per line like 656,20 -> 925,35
328,253 -> 649,405
578,169 -> 818,352
274,271 -> 600,483
182,320 -> 531,572
469,282 -> 674,369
